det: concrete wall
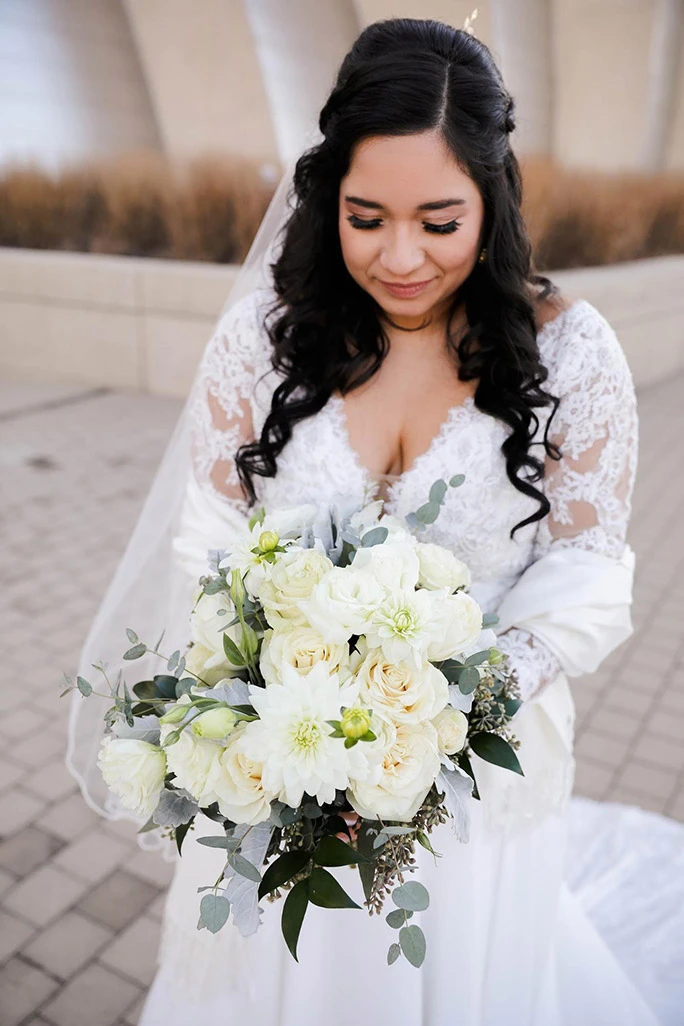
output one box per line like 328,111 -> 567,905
122,0 -> 279,166
0,0 -> 161,170
1,248 -> 682,398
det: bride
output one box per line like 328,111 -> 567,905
67,17 -> 683,1026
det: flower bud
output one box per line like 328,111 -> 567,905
488,647 -> 505,665
230,568 -> 245,606
159,703 -> 188,725
341,706 -> 372,740
191,707 -> 237,740
258,530 -> 279,552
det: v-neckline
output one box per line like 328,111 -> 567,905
327,392 -> 477,503
325,299 -> 584,506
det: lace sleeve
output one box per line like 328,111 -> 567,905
189,290 -> 273,515
497,301 -> 638,701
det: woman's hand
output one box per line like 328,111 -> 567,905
337,810 -> 361,843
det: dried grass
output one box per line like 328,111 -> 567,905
521,156 -> 684,270
0,150 -> 681,269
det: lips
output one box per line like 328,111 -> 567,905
380,279 -> 433,298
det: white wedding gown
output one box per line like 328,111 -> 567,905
138,291 -> 683,1025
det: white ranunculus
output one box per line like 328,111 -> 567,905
159,719 -> 223,807
416,542 -> 471,593
351,536 -> 420,591
258,547 -> 334,627
260,623 -> 350,685
300,565 -> 386,644
433,706 -> 468,755
347,721 -> 441,822
426,591 -> 483,662
190,590 -> 245,669
364,587 -> 444,667
355,648 -> 449,724
97,738 -> 167,818
242,663 -> 370,808
212,723 -> 273,825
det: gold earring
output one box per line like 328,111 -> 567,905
478,247 -> 487,264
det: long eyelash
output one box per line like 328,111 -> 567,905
346,214 -> 463,234
424,220 -> 462,235
346,214 -> 382,230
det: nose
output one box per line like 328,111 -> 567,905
378,224 -> 426,278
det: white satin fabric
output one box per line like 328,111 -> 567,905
137,477 -> 684,1026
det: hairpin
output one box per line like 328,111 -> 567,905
463,8 -> 479,36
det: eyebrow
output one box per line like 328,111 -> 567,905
344,195 -> 466,211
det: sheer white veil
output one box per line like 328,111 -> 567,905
65,123 -> 324,826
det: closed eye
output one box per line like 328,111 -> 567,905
346,214 -> 462,234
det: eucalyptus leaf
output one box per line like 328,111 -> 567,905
386,908 -> 412,929
123,643 -> 147,661
198,893 -> 230,933
449,474 -> 465,488
228,852 -> 262,883
482,612 -> 499,628
465,649 -> 494,666
399,924 -> 426,967
458,666 -> 481,694
392,881 -> 430,912
360,526 -> 389,548
76,676 -> 92,697
429,479 -> 447,505
125,628 -> 139,644
387,942 -> 401,965
416,501 -> 441,525
197,835 -> 242,852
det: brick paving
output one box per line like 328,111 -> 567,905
0,372 -> 682,1023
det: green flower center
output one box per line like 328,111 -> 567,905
291,718 -> 322,752
389,606 -> 417,637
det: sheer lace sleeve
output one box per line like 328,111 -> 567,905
497,301 -> 638,701
189,289 -> 274,515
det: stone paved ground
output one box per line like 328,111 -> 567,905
0,372 -> 682,1025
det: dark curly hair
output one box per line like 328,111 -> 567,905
236,17 -> 562,539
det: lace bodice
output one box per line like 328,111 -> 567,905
188,288 -> 638,702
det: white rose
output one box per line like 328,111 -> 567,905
347,722 -> 441,821
433,707 -> 468,755
416,543 -> 471,593
212,724 -> 273,825
427,591 -> 483,661
190,590 -> 244,669
97,738 -> 166,818
258,547 -> 333,627
160,719 -> 223,806
355,649 -> 448,724
300,565 -> 386,644
351,536 -> 420,591
260,623 -> 350,684
185,642 -> 239,685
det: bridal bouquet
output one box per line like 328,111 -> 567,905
64,475 -> 523,968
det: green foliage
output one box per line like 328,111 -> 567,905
392,881 -> 430,912
469,731 -> 524,776
281,880 -> 309,961
399,924 -> 426,967
307,868 -> 360,909
198,893 -> 230,933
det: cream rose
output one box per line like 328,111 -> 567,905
185,642 -> 238,685
416,542 -> 471,592
355,648 -> 448,724
260,623 -> 350,684
347,722 -> 441,821
427,591 -> 483,661
189,590 -> 245,669
97,738 -> 166,818
212,724 -> 273,825
258,547 -> 333,627
433,707 -> 468,755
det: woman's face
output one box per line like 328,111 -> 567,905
338,130 -> 485,330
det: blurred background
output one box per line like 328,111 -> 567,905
0,2 -> 683,1025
